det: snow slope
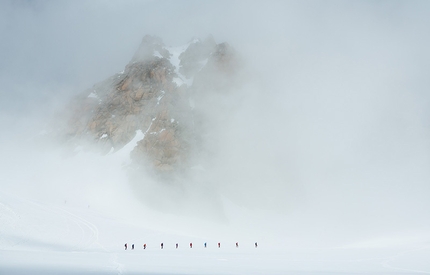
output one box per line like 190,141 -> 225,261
1,189 -> 430,275
1,139 -> 430,274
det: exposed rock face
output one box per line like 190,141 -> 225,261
60,35 -> 239,180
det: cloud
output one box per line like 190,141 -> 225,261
1,0 -> 430,246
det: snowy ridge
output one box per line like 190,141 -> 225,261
166,41 -> 196,87
113,130 -> 145,165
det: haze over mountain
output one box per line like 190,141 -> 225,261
1,1 -> 430,274
53,34 -> 246,219
59,35 -> 238,177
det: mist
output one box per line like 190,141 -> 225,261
1,0 -> 430,248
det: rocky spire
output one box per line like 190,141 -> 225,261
59,35 -> 239,181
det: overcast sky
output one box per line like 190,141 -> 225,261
1,0 -> 430,244
2,0 -> 429,113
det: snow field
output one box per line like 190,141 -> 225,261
1,184 -> 430,275
1,137 -> 430,274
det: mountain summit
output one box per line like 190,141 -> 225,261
59,35 -> 239,181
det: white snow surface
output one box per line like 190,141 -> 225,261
1,181 -> 430,275
156,90 -> 165,105
166,44 -> 188,72
1,132 -> 430,274
88,91 -> 98,99
166,43 -> 195,87
1,150 -> 430,275
153,50 -> 163,59
114,130 -> 145,165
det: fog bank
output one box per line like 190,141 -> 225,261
1,0 -> 430,247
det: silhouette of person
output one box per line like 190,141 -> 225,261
143,243 -> 147,249
176,243 -> 178,249
204,242 -> 207,248
218,242 -> 221,248
124,243 -> 128,250
255,242 -> 258,248
161,242 -> 164,249
189,242 -> 193,248
132,244 -> 135,250
236,242 -> 239,248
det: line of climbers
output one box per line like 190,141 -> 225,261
124,242 -> 258,250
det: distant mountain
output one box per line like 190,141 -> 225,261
58,35 -> 240,180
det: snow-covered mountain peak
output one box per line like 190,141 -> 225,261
57,35 -> 239,182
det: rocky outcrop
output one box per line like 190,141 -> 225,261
178,36 -> 216,78
60,35 -> 239,180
